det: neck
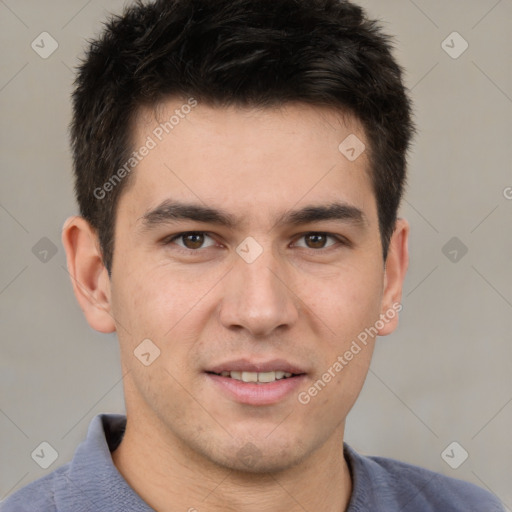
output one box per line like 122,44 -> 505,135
112,414 -> 352,512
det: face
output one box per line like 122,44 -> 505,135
101,100 -> 403,473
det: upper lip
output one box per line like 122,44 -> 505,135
206,358 -> 307,375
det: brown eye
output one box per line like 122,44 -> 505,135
304,233 -> 328,249
294,232 -> 343,250
167,232 -> 216,250
181,232 -> 205,249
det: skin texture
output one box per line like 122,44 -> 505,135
62,100 -> 409,512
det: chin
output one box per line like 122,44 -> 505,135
224,454 -> 302,475
209,437 -> 312,475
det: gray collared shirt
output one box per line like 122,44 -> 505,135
1,414 -> 505,511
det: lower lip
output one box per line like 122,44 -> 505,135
206,373 -> 307,405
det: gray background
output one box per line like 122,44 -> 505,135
1,0 -> 511,507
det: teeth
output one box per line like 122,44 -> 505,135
257,371 -> 275,383
242,371 -> 258,382
217,370 -> 296,383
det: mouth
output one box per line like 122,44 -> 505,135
206,370 -> 302,383
204,359 -> 308,405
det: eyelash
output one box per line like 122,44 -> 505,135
163,231 -> 350,252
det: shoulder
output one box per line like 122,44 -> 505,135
370,454 -> 503,510
345,444 -> 505,511
1,414 -> 130,512
0,466 -> 67,512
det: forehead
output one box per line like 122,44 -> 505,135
120,99 -> 377,228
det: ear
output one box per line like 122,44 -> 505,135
377,217 -> 409,336
61,216 -> 116,333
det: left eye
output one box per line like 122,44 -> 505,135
168,232 -> 217,250
293,233 -> 340,249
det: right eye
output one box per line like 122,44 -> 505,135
165,232 -> 217,250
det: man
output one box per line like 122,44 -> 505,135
1,0 -> 504,510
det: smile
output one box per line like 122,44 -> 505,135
209,370 -> 296,383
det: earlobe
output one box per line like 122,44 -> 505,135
61,216 -> 116,333
377,217 -> 409,336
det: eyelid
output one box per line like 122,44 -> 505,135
165,231 -> 219,250
291,232 -> 350,249
162,230 -> 350,252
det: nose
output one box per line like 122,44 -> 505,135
218,245 -> 299,337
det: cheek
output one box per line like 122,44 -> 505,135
110,260 -> 224,357
293,261 -> 381,409
301,262 -> 383,341
307,353 -> 373,432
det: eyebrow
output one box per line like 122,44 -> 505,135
137,199 -> 367,233
276,203 -> 366,228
